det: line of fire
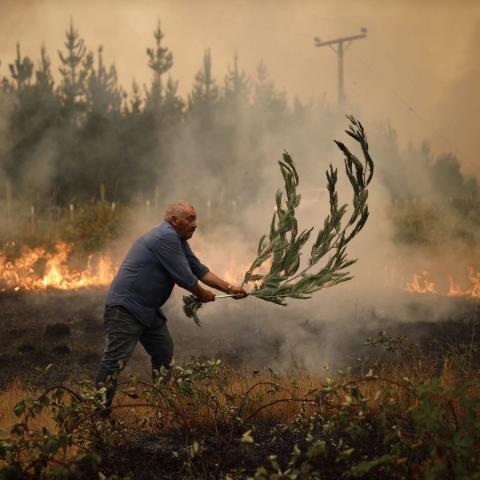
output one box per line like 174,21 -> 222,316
2,242 -> 480,299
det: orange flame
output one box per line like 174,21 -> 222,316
222,254 -> 272,288
0,242 -> 117,291
403,268 -> 480,299
0,243 -> 273,293
402,271 -> 438,295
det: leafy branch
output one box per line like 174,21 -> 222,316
183,115 -> 374,324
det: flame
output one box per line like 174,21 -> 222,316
403,268 -> 480,299
6,241 -> 479,301
447,267 -> 480,298
4,240 -> 480,301
0,242 -> 117,291
402,271 -> 438,295
223,255 -> 251,286
222,254 -> 272,288
0,243 -> 272,293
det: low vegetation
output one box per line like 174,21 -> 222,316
1,333 -> 479,479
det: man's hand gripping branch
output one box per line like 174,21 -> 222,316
190,271 -> 248,302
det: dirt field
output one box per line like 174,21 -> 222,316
1,288 -> 479,390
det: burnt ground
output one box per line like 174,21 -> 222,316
0,288 -> 289,389
1,289 -> 480,479
0,289 -> 107,389
1,288 -> 480,390
0,288 -> 224,389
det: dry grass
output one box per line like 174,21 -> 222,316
1,358 -> 480,479
2,360 -> 477,438
104,361 -> 480,434
108,368 -> 325,429
0,380 -> 77,472
0,380 -> 58,438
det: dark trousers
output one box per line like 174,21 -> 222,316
95,305 -> 174,406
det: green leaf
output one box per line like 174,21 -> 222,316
183,295 -> 203,326
44,438 -> 59,455
13,400 -> 25,418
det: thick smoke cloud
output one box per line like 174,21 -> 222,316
0,0 -> 478,371
439,20 -> 480,177
1,0 -> 478,161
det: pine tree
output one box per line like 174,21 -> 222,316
254,60 -> 286,116
57,20 -> 91,115
180,48 -> 221,208
9,43 -> 33,92
0,59 -> 13,192
33,45 -> 59,115
217,53 -> 254,203
128,79 -> 143,115
145,21 -> 173,112
0,58 -> 11,93
35,46 -> 54,91
188,48 -> 219,112
139,22 -> 184,202
223,53 -> 251,108
85,46 -> 122,115
161,76 -> 184,125
67,45 -> 124,203
6,44 -> 61,201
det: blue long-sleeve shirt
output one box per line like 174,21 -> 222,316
106,222 -> 209,326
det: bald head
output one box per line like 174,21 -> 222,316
164,201 -> 195,222
164,201 -> 197,239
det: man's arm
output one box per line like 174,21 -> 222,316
184,242 -> 247,299
190,280 -> 216,303
200,271 -> 248,298
151,233 -> 216,303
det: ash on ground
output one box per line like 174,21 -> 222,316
0,288 -> 479,389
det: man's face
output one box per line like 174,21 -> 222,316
171,207 -> 197,239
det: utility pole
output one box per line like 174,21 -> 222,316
314,28 -> 367,107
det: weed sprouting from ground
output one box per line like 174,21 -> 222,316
1,338 -> 480,479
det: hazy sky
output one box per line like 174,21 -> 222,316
1,0 -> 479,174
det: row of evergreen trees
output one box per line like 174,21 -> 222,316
0,21 -> 329,213
1,20 -> 478,246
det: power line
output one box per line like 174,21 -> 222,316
348,50 -> 472,164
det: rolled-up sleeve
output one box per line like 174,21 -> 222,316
184,242 -> 209,279
149,232 -> 198,290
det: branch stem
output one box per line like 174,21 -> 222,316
215,293 -> 291,299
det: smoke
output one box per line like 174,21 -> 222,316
0,0 -> 479,372
1,0 -> 479,157
139,114 -> 403,371
144,95 -> 478,371
439,20 -> 480,178
0,95 -> 10,181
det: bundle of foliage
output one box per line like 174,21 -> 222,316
184,116 -> 374,325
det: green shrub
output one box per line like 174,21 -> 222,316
1,354 -> 479,479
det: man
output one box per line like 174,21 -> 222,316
95,201 -> 247,406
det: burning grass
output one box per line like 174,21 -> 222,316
0,242 -> 117,292
403,267 -> 480,299
1,342 -> 479,480
4,238 -> 480,308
